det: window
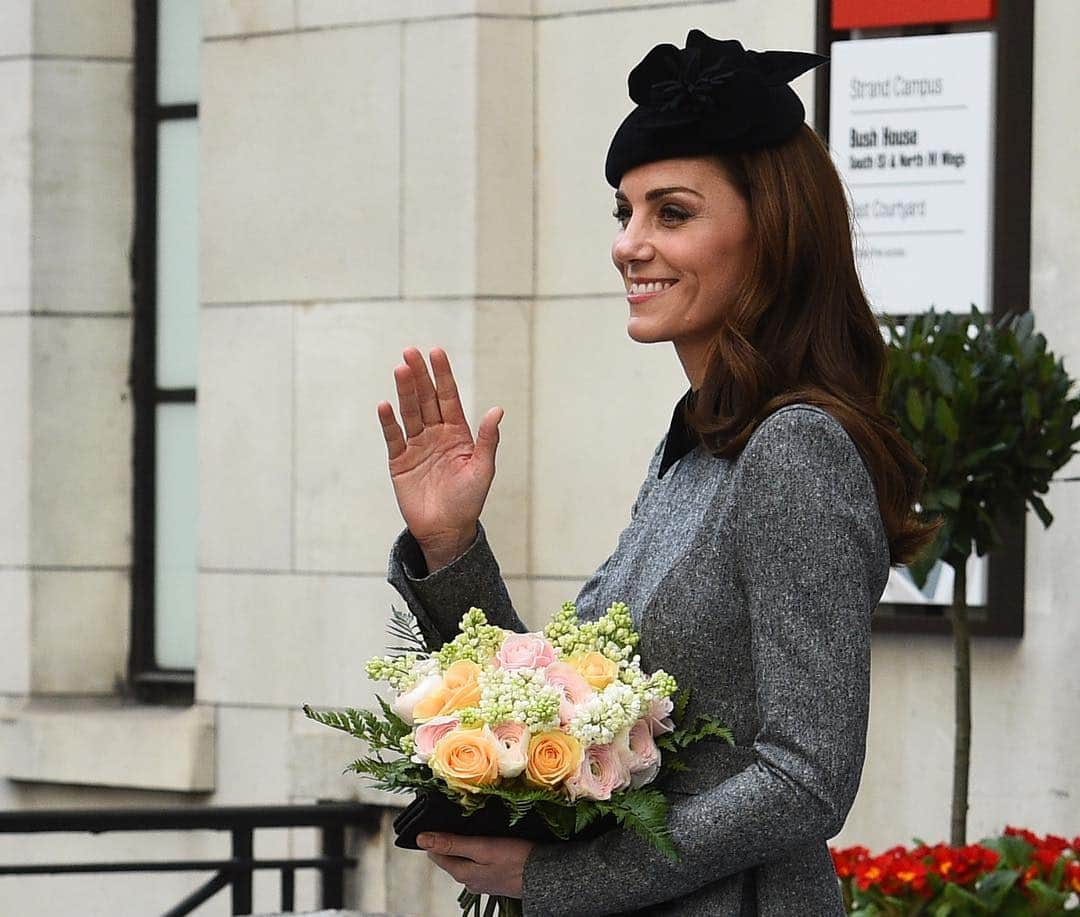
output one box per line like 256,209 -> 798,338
131,0 -> 201,701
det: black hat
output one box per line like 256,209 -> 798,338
605,30 -> 828,187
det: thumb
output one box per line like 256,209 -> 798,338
474,406 -> 504,470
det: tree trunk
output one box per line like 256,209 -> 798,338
950,560 -> 970,846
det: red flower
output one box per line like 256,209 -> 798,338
1005,825 -> 1041,847
1065,859 -> 1080,894
830,845 -> 869,880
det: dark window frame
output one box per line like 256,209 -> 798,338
814,0 -> 1034,638
130,0 -> 198,702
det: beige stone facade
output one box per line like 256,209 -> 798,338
0,1 -> 1077,915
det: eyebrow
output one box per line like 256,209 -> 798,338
614,186 -> 705,202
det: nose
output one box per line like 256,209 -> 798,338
611,215 -> 655,269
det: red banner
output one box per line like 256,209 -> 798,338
832,0 -> 995,29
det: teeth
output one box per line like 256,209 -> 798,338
629,280 -> 676,294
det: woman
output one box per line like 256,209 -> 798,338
376,30 -> 938,917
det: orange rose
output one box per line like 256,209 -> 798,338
439,659 -> 483,714
569,652 -> 618,690
412,660 -> 483,722
412,685 -> 450,723
429,727 -> 501,794
525,730 -> 584,789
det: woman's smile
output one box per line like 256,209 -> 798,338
626,279 -> 679,304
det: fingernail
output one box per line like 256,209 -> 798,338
417,833 -> 433,848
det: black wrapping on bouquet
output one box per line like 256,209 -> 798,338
393,790 -> 616,849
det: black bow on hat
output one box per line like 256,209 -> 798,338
605,30 -> 828,187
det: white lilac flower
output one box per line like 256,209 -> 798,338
567,681 -> 644,747
434,608 -> 507,670
477,668 -> 561,732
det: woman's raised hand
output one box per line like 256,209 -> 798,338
377,347 -> 503,572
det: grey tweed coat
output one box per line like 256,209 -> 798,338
387,402 -> 891,916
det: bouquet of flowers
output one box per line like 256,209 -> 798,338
831,827 -> 1080,916
305,600 -> 731,917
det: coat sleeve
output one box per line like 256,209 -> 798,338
521,408 -> 891,917
386,439 -> 667,647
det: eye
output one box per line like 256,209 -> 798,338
659,204 -> 690,223
612,205 -> 631,228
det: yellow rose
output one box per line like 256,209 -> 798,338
413,660 -> 484,722
429,727 -> 501,794
525,730 -> 584,789
570,652 -> 618,690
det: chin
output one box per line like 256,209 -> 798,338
626,319 -> 668,345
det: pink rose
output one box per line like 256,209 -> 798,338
564,741 -> 631,802
492,721 -> 530,778
493,632 -> 557,672
645,696 -> 675,737
543,662 -> 593,725
615,719 -> 662,789
412,715 -> 460,764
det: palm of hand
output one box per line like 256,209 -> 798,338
378,347 -> 504,553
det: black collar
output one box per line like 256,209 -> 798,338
658,388 -> 699,479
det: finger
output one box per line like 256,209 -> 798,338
393,364 -> 424,439
430,347 -> 467,427
376,401 -> 406,461
473,407 -> 504,473
403,347 -> 442,427
419,832 -> 490,863
425,851 -> 476,885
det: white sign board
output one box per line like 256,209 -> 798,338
829,32 -> 996,315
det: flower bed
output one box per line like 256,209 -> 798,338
831,828 -> 1080,915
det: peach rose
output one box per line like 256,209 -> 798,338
494,633 -> 557,672
570,652 -> 618,690
392,673 -> 444,726
412,714 -> 460,764
525,730 -> 584,789
564,741 -> 631,802
412,660 -> 482,723
543,661 -> 593,725
429,726 -> 501,794
492,722 -> 530,778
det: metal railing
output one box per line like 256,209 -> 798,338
0,803 -> 380,916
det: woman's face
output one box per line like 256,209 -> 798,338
611,156 -> 753,386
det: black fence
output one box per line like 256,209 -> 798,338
0,803 -> 381,916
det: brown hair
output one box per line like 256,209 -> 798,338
686,124 -> 940,567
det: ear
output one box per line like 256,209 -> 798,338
753,50 -> 829,85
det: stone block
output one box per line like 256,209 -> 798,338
213,705 -> 292,804
32,0 -> 132,58
0,1 -> 31,57
1,702 -> 215,792
0,570 -> 30,695
197,571 -> 403,708
31,60 -> 133,313
29,569 -> 128,694
201,27 -> 400,304
401,17 -> 478,299
199,305 -> 294,570
0,60 -> 32,313
203,0 -> 296,38
0,314 -> 30,564
296,0 -> 531,28
29,316 -> 132,567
